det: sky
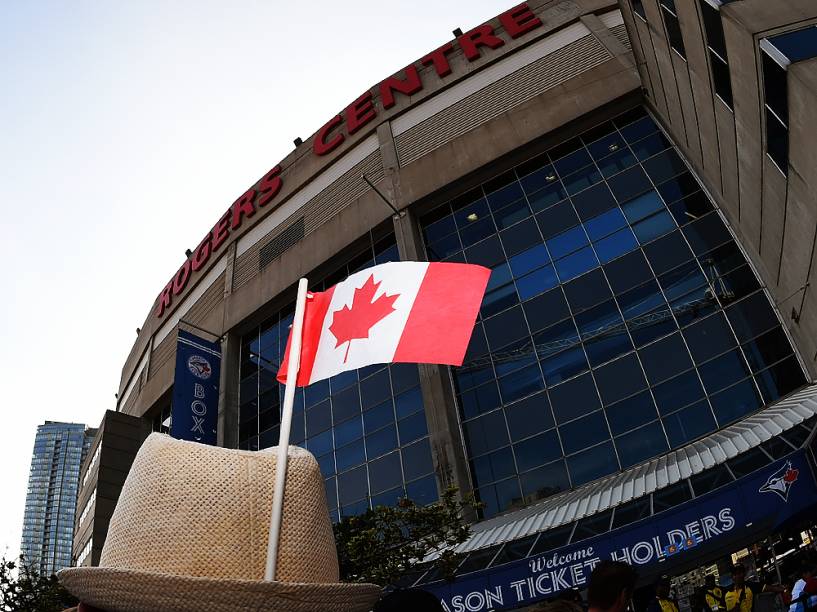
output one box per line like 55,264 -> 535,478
0,0 -> 511,563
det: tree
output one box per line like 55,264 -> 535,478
0,556 -> 78,612
333,486 -> 482,587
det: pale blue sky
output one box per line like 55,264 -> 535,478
0,1 -> 511,561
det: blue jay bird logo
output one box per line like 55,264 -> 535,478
758,460 -> 799,502
187,355 -> 212,380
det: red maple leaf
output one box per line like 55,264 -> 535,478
329,275 -> 400,362
783,468 -> 799,483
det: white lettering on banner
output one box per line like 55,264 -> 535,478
191,415 -> 205,434
194,383 -> 205,399
440,507 -> 738,612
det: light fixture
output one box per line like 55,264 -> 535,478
185,249 -> 192,258
608,143 -> 620,152
466,213 -> 479,222
293,137 -> 303,147
136,328 -> 141,335
453,27 -> 463,37
545,173 -> 557,182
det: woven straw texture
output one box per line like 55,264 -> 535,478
59,434 -> 381,612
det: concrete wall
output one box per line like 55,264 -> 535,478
617,0 -> 817,379
72,411 -> 150,567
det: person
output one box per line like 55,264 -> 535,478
587,560 -> 639,612
725,563 -> 784,612
704,574 -> 725,611
790,562 -> 817,612
648,577 -> 679,612
373,588 -> 444,611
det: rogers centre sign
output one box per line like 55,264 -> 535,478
155,3 -> 543,318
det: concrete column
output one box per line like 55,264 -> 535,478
375,122 -> 474,503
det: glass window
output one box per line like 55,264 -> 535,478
369,452 -> 402,494
612,497 -> 651,530
663,399 -> 717,447
594,353 -> 648,405
514,430 -> 562,472
727,447 -> 771,479
710,379 -> 763,425
659,0 -> 686,57
608,167 -> 653,203
690,465 -> 732,496
524,288 -> 570,332
700,1 -> 733,108
463,410 -> 509,456
652,369 -> 706,415
616,421 -> 669,468
471,447 -> 516,485
639,334 -> 693,384
631,0 -> 646,20
606,391 -> 659,436
560,411 -> 611,454
505,392 -> 554,440
550,373 -> 602,424
643,231 -> 693,275
490,535 -> 538,567
529,524 -> 574,556
726,292 -> 780,342
767,26 -> 817,63
573,510 -> 613,542
403,439 -> 434,482
567,442 -> 619,486
698,349 -> 751,394
572,183 -> 618,221
755,356 -> 806,404
564,269 -> 613,313
683,312 -> 737,364
652,481 -> 691,513
604,250 -> 654,294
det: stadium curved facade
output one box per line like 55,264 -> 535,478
76,0 -> 817,608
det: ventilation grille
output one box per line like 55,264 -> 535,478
186,271 -> 226,327
259,217 -> 305,271
611,24 -> 631,50
395,34 -> 611,166
232,150 -> 383,291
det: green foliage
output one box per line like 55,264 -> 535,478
333,486 -> 482,587
0,556 -> 78,612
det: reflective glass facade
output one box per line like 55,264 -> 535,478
419,107 -> 807,518
238,233 -> 438,521
21,422 -> 94,575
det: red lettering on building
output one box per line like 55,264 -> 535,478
346,92 -> 378,135
211,210 -> 231,252
314,115 -> 345,156
257,165 -> 283,207
154,3 -> 545,318
230,188 -> 257,230
499,3 -> 543,39
156,281 -> 173,317
458,24 -> 505,61
420,42 -> 456,78
380,66 -> 423,109
191,235 -> 212,272
172,260 -> 192,295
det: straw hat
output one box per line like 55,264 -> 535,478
59,433 -> 381,611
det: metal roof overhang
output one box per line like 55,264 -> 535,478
435,383 -> 817,559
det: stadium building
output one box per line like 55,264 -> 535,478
77,0 -> 817,608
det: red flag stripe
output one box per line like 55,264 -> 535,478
277,286 -> 335,385
393,262 -> 490,366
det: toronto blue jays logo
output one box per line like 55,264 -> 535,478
187,355 -> 212,380
758,460 -> 799,502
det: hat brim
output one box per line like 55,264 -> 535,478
59,566 -> 381,612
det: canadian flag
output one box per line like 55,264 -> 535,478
277,261 -> 490,386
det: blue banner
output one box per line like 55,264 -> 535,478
426,452 -> 817,612
170,329 -> 221,445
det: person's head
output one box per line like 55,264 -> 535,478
732,564 -> 746,587
656,577 -> 671,599
587,560 -> 639,612
800,562 -> 814,580
373,588 -> 444,612
705,575 -> 716,588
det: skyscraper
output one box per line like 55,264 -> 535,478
20,422 -> 96,576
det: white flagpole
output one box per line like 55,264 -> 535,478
265,277 -> 309,581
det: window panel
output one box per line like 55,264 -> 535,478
369,452 -> 402,495
668,192 -> 714,226
540,346 -> 590,386
471,447 -> 517,486
652,369 -> 706,415
516,264 -> 559,300
606,391 -> 659,436
572,183 -> 618,221
567,442 -> 618,486
550,372 -> 601,424
616,421 -> 668,468
604,250 -> 654,294
524,288 -> 570,332
682,312 -> 737,364
663,399 -> 717,447
500,218 -> 543,257
639,334 -> 693,384
402,438 -> 434,482
641,148 -> 686,185
463,410 -> 510,457
564,269 -> 613,313
505,391 -> 554,440
514,430 -> 563,472
710,379 -> 763,426
560,411 -> 610,454
595,226 -> 639,263
630,131 -> 672,161
726,292 -> 780,342
554,247 -> 599,282
754,356 -> 806,404
608,166 -> 653,203
366,424 -> 398,459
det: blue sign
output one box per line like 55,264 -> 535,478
171,329 -> 221,445
426,452 -> 817,612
